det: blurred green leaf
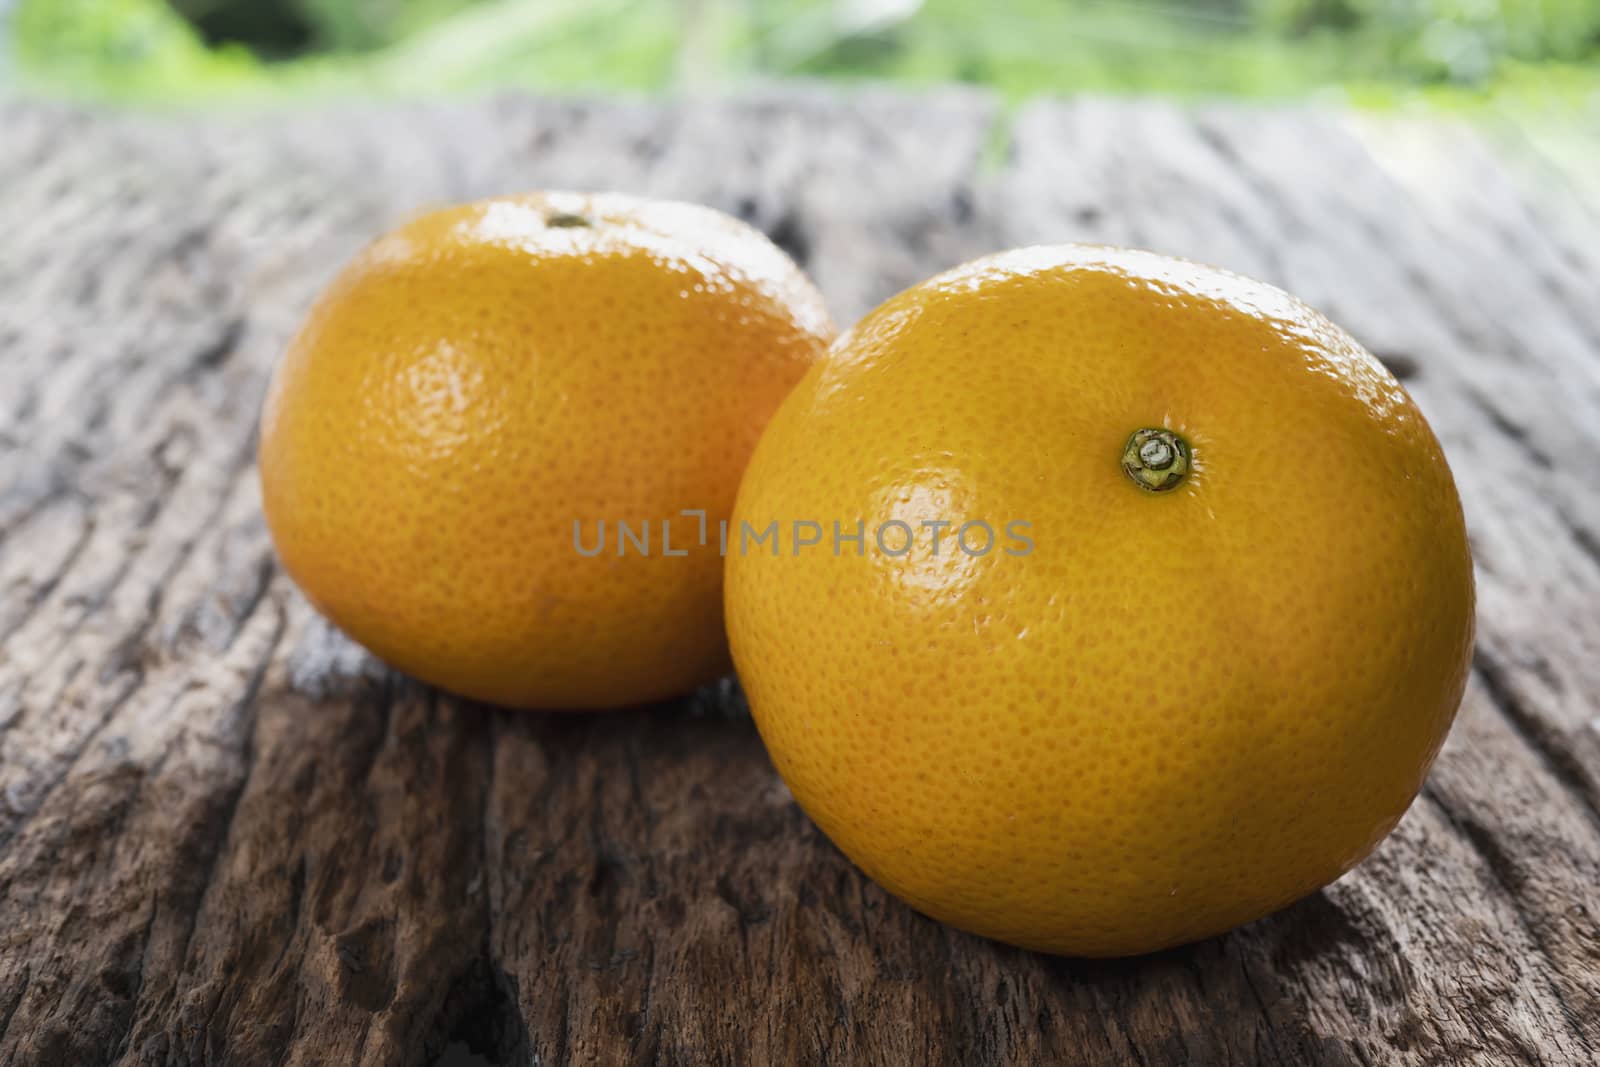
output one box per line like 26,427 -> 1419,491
9,0 -> 1600,104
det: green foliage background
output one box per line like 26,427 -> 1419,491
8,0 -> 1600,104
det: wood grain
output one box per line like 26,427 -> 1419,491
1,91 -> 1596,1066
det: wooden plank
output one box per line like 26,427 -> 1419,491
1,92 -> 1597,1065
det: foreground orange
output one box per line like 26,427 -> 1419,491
726,246 -> 1474,956
260,193 -> 832,708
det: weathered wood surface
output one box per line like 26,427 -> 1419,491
1,90 -> 1597,1066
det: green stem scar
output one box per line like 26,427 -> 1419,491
1122,428 -> 1191,492
545,211 -> 593,228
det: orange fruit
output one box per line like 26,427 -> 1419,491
260,192 -> 832,708
726,245 -> 1474,956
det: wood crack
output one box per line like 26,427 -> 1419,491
0,507 -> 96,651
1553,509 -> 1600,575
172,604 -> 287,977
0,666 -> 146,849
0,967 -> 26,1052
1423,786 -> 1597,1061
1463,389 -> 1556,471
1474,649 -> 1600,831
